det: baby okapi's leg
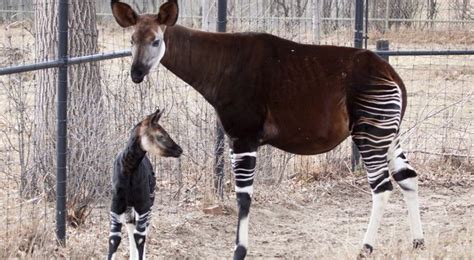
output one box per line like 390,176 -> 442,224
230,140 -> 258,260
108,211 -> 123,260
388,139 -> 424,249
133,208 -> 151,260
124,207 -> 139,260
108,197 -> 127,260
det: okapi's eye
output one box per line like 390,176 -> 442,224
130,39 -> 134,45
152,40 -> 161,47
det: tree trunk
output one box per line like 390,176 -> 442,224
32,0 -> 105,224
29,0 -> 60,197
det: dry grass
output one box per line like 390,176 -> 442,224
0,170 -> 472,259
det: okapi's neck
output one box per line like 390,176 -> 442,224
161,25 -> 231,107
120,129 -> 147,173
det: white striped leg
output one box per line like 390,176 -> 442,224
127,222 -> 139,260
352,83 -> 402,256
353,136 -> 394,255
108,211 -> 123,260
133,210 -> 151,260
363,190 -> 391,248
231,149 -> 256,260
388,141 -> 424,248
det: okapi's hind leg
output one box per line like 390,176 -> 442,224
230,139 -> 258,260
351,84 -> 403,257
388,139 -> 424,249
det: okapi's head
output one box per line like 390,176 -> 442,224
138,109 -> 183,158
111,0 -> 179,83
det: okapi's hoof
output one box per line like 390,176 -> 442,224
233,245 -> 247,260
357,244 -> 373,259
413,239 -> 425,250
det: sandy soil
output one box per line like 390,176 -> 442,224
53,175 -> 473,259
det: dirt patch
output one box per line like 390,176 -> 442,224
45,176 -> 473,259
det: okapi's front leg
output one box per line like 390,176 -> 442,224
132,209 -> 151,260
108,197 -> 127,260
108,211 -> 123,260
230,139 -> 258,260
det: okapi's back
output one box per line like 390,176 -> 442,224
163,25 -> 408,154
235,33 -> 408,153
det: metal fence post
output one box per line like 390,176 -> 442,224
351,0 -> 364,171
384,0 -> 390,32
376,40 -> 390,62
214,0 -> 227,199
364,0 -> 369,49
56,0 -> 68,246
354,0 -> 364,49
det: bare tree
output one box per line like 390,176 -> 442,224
32,0 -> 106,226
426,0 -> 439,28
389,0 -> 423,29
452,0 -> 472,25
270,0 -> 310,37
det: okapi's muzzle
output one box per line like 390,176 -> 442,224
131,63 -> 149,84
167,144 -> 183,158
159,139 -> 183,158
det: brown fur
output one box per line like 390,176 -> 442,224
160,26 -> 407,155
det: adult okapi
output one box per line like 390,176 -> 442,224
111,0 -> 424,258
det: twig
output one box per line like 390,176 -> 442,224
344,181 -> 371,195
405,150 -> 471,158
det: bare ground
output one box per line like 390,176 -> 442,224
46,174 -> 473,259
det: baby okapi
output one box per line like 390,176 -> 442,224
107,109 -> 182,260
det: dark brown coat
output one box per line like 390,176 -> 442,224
160,25 -> 406,154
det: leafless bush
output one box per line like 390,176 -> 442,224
0,220 -> 50,258
389,0 -> 423,29
451,0 -> 473,21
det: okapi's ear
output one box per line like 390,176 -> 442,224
151,108 -> 165,125
157,0 -> 179,26
111,0 -> 138,28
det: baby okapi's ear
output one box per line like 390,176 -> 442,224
157,0 -> 179,26
151,108 -> 165,125
111,0 -> 138,28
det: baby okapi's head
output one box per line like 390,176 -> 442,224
137,109 -> 182,158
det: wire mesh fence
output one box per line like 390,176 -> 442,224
0,0 -> 472,257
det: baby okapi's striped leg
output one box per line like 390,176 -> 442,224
230,140 -> 257,260
122,207 -> 139,260
132,210 -> 151,260
388,139 -> 424,248
126,222 -> 139,260
107,211 -> 123,260
352,85 -> 403,257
